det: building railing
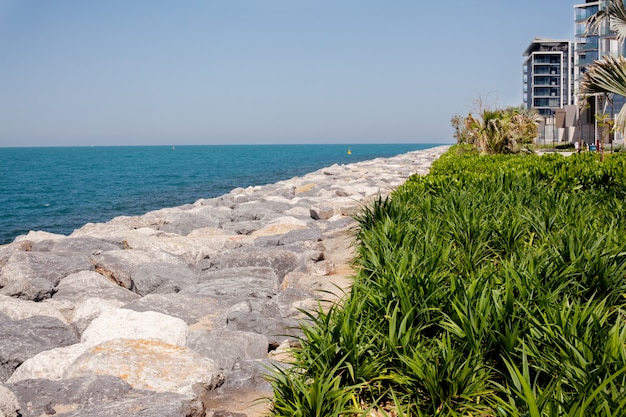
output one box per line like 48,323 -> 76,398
533,57 -> 561,64
576,40 -> 599,50
575,6 -> 599,22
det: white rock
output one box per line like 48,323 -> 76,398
81,308 -> 188,347
7,343 -> 90,383
0,384 -> 19,417
71,297 -> 127,334
64,338 -> 223,396
0,294 -> 67,324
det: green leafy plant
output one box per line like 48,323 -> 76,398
268,147 -> 626,416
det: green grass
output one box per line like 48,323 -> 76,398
267,147 -> 626,416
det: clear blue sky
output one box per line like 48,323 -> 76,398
0,1 -> 575,147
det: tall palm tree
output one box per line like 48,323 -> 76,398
580,0 -> 626,132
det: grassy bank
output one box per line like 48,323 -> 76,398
268,147 -> 626,416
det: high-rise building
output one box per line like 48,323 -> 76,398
523,38 -> 576,143
523,38 -> 575,117
574,0 -> 626,143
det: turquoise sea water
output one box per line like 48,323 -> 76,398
0,143 -> 442,245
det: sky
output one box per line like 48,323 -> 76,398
0,1 -> 576,147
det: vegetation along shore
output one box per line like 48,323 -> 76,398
269,146 -> 626,416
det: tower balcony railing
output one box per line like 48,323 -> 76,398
575,7 -> 599,22
533,57 -> 561,64
576,40 -> 599,51
533,69 -> 560,75
577,57 -> 598,66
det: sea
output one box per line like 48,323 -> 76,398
0,143 -> 442,245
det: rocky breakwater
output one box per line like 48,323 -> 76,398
0,145 -> 449,417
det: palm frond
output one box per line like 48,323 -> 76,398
580,56 -> 626,98
586,0 -> 626,44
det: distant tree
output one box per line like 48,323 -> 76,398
450,113 -> 473,145
461,105 -> 539,154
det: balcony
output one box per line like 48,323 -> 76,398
533,64 -> 560,75
576,39 -> 599,51
533,88 -> 560,97
533,56 -> 561,64
534,77 -> 560,86
534,98 -> 561,107
575,6 -> 599,22
577,56 -> 598,66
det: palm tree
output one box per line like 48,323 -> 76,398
579,0 -> 626,133
464,107 -> 538,154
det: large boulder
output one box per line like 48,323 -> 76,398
0,294 -> 67,323
70,298 -> 129,335
208,248 -> 300,282
187,329 -> 269,370
223,300 -> 302,345
31,237 -> 120,255
90,249 -> 182,291
155,208 -> 227,236
6,375 -> 202,417
52,270 -> 140,303
0,384 -> 19,417
81,308 -> 188,347
0,315 -> 78,383
64,339 -> 223,396
47,271 -> 140,325
122,293 -> 234,328
124,261 -> 198,295
7,343 -> 91,383
185,267 -> 280,299
0,251 -> 91,300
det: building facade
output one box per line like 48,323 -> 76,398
574,0 -> 626,144
523,1 -> 626,145
523,38 -> 576,143
523,38 -> 575,117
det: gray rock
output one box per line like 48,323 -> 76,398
310,206 -> 334,220
0,251 -> 91,300
31,237 -> 121,254
187,329 -> 269,370
6,375 -> 202,417
279,228 -> 322,245
158,210 -> 225,236
221,220 -> 263,235
90,249 -> 157,291
229,200 -> 290,223
224,300 -> 301,345
184,267 -> 280,298
53,271 -> 140,304
130,262 -> 198,295
123,293 -> 234,327
272,287 -> 316,317
325,216 -> 356,231
210,248 -> 300,282
0,315 -> 78,383
252,234 -> 282,247
214,359 -> 274,393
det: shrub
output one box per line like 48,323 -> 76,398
268,147 -> 626,416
